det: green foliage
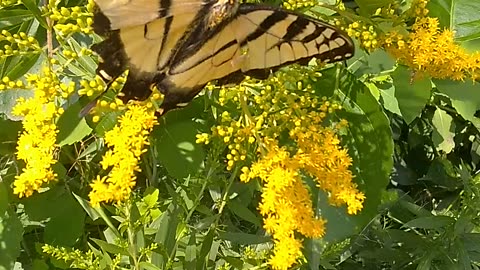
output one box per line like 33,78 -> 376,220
0,0 -> 479,269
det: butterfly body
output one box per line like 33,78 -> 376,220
92,0 -> 355,114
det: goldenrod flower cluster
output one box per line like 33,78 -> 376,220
42,244 -> 101,269
241,141 -> 325,269
0,76 -> 24,90
373,3 -> 400,19
198,68 -> 363,269
78,75 -> 142,121
78,76 -> 106,97
404,0 -> 429,18
89,105 -> 158,207
0,0 -> 18,8
11,67 -> 73,198
47,0 -> 94,37
62,47 -> 92,60
282,0 -> 315,10
344,21 -> 379,50
0,30 -> 41,58
384,17 -> 480,81
239,117 -> 363,269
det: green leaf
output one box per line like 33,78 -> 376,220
427,0 -> 453,29
454,239 -> 472,270
0,182 -> 7,215
153,120 -> 205,179
351,49 -> 396,76
0,118 -> 22,155
227,199 -> 261,227
152,202 -> 182,267
314,66 -> 393,242
72,192 -> 101,220
4,52 -> 41,80
377,81 -> 401,115
434,79 -> 480,129
218,232 -> 270,245
23,186 -> 85,246
355,0 -> 396,15
461,233 -> 480,252
21,0 -> 47,29
0,209 -> 23,270
403,216 -> 455,229
139,262 -> 162,270
56,102 -> 93,146
399,200 -> 433,217
0,10 -> 34,28
392,65 -> 432,124
471,140 -> 480,164
197,228 -> 215,269
91,238 -> 129,256
185,233 -> 197,270
143,189 -> 160,208
128,202 -> 145,255
417,252 -> 434,270
91,109 -> 123,136
68,38 -> 98,75
431,108 -> 455,153
428,0 -> 480,51
365,81 -> 380,101
421,157 -> 462,189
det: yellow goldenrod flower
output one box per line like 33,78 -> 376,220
89,105 -> 158,207
49,0 -> 94,36
200,68 -> 362,269
293,127 -> 365,215
12,67 -> 67,198
245,140 -> 332,269
384,17 -> 480,81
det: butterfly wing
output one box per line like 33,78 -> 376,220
91,0 -> 214,101
93,0 -> 210,31
157,4 -> 354,111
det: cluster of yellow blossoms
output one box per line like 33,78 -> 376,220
198,67 -> 364,269
0,30 -> 41,58
0,0 -> 18,8
47,0 -> 94,36
10,67 -> 75,197
89,105 -> 158,207
384,17 -> 480,81
343,21 -> 379,50
282,0 -> 315,10
241,133 -> 362,269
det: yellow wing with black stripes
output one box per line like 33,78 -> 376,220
91,0 -> 354,114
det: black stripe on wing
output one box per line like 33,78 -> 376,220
219,4 -> 354,83
283,15 -> 310,40
239,11 -> 289,47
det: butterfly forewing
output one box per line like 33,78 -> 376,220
233,5 -> 354,70
119,12 -> 200,74
164,5 -> 354,94
90,0 -> 355,114
94,0 -> 210,30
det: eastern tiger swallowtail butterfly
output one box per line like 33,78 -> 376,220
91,0 -> 354,115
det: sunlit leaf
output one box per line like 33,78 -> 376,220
392,65 -> 432,124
